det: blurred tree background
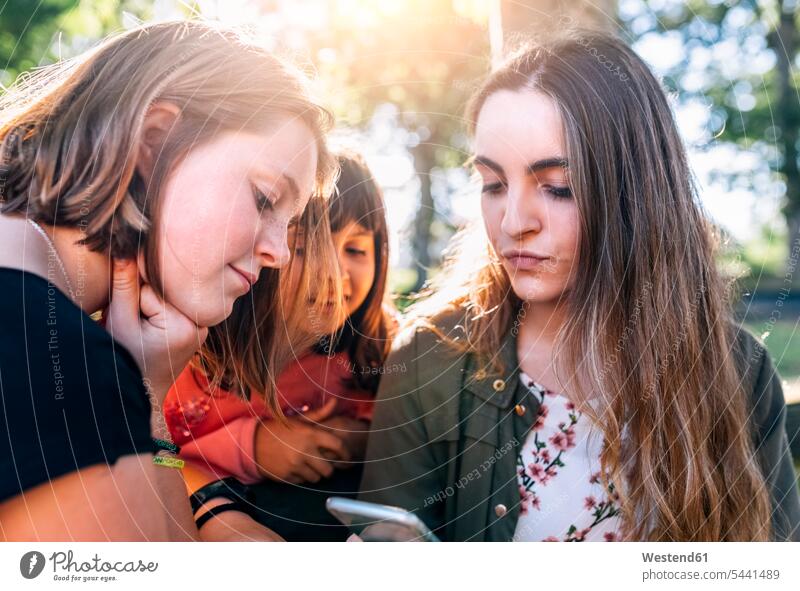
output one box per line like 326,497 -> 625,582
1,0 -> 797,457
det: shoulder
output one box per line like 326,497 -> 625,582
0,268 -> 152,501
730,325 -> 784,438
378,307 -> 471,407
0,268 -> 144,391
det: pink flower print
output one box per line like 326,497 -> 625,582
565,400 -> 576,411
532,404 -> 549,431
573,528 -> 591,541
539,467 -> 556,486
542,536 -> 560,542
539,449 -> 551,463
549,431 -> 570,451
518,486 -> 532,515
528,463 -> 547,483
589,471 -> 601,484
531,495 -> 541,511
604,532 -> 618,542
565,426 -> 577,448
584,496 -> 597,510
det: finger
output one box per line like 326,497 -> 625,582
139,283 -> 165,320
305,456 -> 335,480
283,473 -> 303,485
314,431 -> 350,462
140,283 -> 208,349
300,397 -> 338,424
107,259 -> 141,331
294,463 -> 323,484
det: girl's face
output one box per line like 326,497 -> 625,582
474,89 -> 579,304
284,220 -> 376,336
156,119 -> 318,327
332,220 -> 376,318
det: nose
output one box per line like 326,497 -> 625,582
500,184 -> 542,238
337,252 -> 351,284
255,222 -> 291,270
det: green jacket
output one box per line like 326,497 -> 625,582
359,311 -> 800,541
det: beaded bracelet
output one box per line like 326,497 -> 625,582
151,437 -> 184,469
152,437 -> 181,455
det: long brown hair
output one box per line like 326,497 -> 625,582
0,20 -> 337,406
410,30 -> 773,541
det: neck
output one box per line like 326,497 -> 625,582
0,214 -> 112,314
50,224 -> 112,314
518,298 -> 568,346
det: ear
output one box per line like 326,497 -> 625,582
136,101 -> 182,180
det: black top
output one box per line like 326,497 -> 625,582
0,268 -> 155,503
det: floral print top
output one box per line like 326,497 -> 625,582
513,372 -> 623,542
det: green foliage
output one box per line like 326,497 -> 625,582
746,319 -> 800,379
0,0 -> 156,87
0,0 -> 79,84
623,0 -> 800,255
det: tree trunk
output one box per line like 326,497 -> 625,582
774,1 -> 800,285
410,142 -> 436,292
499,0 -> 616,52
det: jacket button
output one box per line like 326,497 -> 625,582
474,369 -> 487,380
515,404 -> 526,416
492,379 -> 506,392
494,504 -> 508,517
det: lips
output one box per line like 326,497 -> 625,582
230,266 -> 257,291
501,249 -> 553,271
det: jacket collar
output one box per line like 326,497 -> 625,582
461,329 -> 528,409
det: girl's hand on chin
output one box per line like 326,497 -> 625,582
106,258 -> 208,397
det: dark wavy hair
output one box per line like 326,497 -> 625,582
319,153 -> 394,392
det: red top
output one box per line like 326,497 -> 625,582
162,351 -> 374,483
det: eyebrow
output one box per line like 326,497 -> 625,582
527,158 -> 569,174
471,155 -> 569,176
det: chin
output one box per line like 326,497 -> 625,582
510,278 -> 558,303
174,297 -> 231,328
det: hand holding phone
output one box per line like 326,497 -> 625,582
326,497 -> 440,542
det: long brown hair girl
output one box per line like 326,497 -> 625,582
363,30 -> 799,541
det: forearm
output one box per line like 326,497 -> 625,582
195,498 -> 283,541
179,417 -> 262,484
183,463 -> 283,541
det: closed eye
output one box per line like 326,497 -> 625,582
481,181 -> 506,195
252,184 -> 277,212
346,247 -> 367,256
543,185 -> 572,199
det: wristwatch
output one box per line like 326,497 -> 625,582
190,477 -> 255,515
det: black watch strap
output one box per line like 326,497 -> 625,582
195,502 -> 251,529
190,477 -> 253,515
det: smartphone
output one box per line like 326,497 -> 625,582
325,497 -> 440,542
